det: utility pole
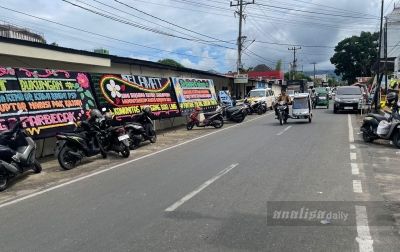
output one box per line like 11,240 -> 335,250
384,16 -> 388,95
288,47 -> 301,80
230,0 -> 254,98
310,62 -> 317,86
375,0 -> 384,111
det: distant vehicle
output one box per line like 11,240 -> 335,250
286,79 -> 307,94
287,89 -> 295,101
245,88 -> 275,110
334,86 -> 363,114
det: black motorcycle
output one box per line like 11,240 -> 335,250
275,101 -> 289,125
244,100 -> 263,115
98,113 -> 130,158
0,112 -> 42,191
217,103 -> 247,123
124,107 -> 157,150
54,109 -> 107,170
360,104 -> 400,148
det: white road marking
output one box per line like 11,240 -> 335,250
277,126 -> 292,135
350,144 -> 356,150
0,115 -> 270,209
355,205 -> 374,252
353,180 -> 363,193
351,163 -> 360,175
348,114 -> 354,142
165,164 -> 239,212
351,153 -> 357,160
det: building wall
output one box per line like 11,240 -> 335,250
0,54 -> 230,157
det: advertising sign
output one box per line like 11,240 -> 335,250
257,82 -> 265,88
2,68 -> 97,139
171,77 -> 218,116
219,90 -> 232,107
90,73 -> 180,121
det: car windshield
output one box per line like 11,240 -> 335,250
248,91 -> 265,97
287,90 -> 294,95
337,88 -> 361,95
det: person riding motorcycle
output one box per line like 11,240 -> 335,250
135,106 -> 153,138
310,88 -> 317,106
274,88 -> 291,118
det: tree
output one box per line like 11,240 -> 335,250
284,72 -> 312,81
157,59 -> 185,68
50,42 -> 58,46
328,78 -> 333,86
330,31 -> 379,85
275,60 -> 282,71
241,67 -> 254,73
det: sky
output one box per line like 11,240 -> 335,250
0,0 -> 398,74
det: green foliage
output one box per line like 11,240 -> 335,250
275,60 -> 282,71
330,31 -> 379,85
241,67 -> 254,73
285,72 -> 312,81
157,59 -> 185,68
328,78 -> 333,86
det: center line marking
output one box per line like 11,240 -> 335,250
350,153 -> 357,160
348,114 -> 354,142
351,163 -> 360,175
353,180 -> 363,193
277,126 -> 292,135
165,164 -> 239,212
355,205 -> 374,252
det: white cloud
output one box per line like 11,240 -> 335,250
181,51 -> 220,71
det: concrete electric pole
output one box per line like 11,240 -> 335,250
231,0 -> 255,75
288,47 -> 301,80
310,62 -> 317,86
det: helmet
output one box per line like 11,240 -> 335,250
386,92 -> 398,105
312,89 -> 315,92
89,109 -> 102,119
142,106 -> 151,114
104,112 -> 112,121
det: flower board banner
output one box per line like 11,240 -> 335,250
171,77 -> 218,116
89,73 -> 181,121
6,68 -> 97,139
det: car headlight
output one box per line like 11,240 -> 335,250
335,97 -> 340,102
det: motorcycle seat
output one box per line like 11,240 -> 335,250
204,111 -> 220,116
60,132 -> 88,139
226,106 -> 242,112
367,114 -> 387,122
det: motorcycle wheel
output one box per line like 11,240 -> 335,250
149,130 -> 157,143
247,109 -> 252,115
120,143 -> 130,158
0,177 -> 8,192
100,143 -> 107,159
309,115 -> 312,123
361,127 -> 374,143
58,146 -> 77,170
187,122 -> 195,130
392,131 -> 400,148
127,131 -> 140,150
263,106 -> 267,114
32,159 -> 42,173
257,107 -> 263,115
236,114 -> 245,123
279,112 -> 283,125
214,120 -> 224,128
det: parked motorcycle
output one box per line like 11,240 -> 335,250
244,100 -> 263,115
0,110 -> 42,191
187,107 -> 223,130
54,109 -> 107,170
124,106 -> 157,150
360,93 -> 400,148
217,103 -> 247,123
99,109 -> 130,158
274,101 -> 289,125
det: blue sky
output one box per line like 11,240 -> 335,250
0,0 -> 396,74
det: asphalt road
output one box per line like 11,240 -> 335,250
0,102 -> 399,252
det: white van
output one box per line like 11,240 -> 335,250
245,88 -> 276,110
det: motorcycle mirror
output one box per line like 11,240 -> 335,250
17,110 -> 24,115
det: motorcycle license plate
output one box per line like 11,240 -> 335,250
118,134 -> 129,141
344,107 -> 353,110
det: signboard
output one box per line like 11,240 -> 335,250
2,68 -> 97,139
257,82 -> 265,88
234,74 -> 248,84
219,90 -> 232,107
90,73 -> 180,121
171,77 -> 218,116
